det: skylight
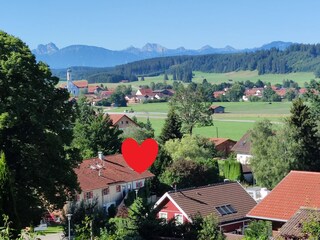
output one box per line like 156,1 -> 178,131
215,204 -> 237,216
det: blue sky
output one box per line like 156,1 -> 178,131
1,1 -> 319,50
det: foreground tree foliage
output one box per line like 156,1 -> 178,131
72,97 -> 123,158
158,108 -> 183,144
244,220 -> 271,240
251,99 -> 320,189
0,31 -> 80,234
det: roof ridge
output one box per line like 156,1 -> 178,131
290,170 -> 320,175
168,181 -> 236,194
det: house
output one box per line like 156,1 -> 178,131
275,207 -> 320,239
88,85 -> 102,94
242,88 -> 264,101
66,69 -> 88,96
100,90 -> 114,98
213,91 -> 226,99
74,152 -> 154,211
125,95 -> 139,104
209,138 -> 236,157
152,89 -> 174,97
107,114 -> 139,129
247,171 -> 320,231
210,105 -> 225,114
231,131 -> 252,164
136,88 -> 154,97
154,182 -> 256,234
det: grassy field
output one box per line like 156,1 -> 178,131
98,71 -> 317,90
107,101 -> 291,140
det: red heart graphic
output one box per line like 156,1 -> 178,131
121,138 -> 158,174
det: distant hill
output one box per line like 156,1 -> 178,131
52,43 -> 320,83
33,41 -> 294,68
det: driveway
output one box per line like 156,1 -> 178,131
36,232 -> 64,240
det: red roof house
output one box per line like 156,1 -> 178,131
209,138 -> 236,157
247,171 -> 320,231
154,182 -> 256,234
107,114 -> 139,129
75,153 -> 154,210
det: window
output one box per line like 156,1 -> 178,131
84,191 -> 93,200
159,212 -> 168,222
116,185 -> 121,192
102,187 -> 109,195
126,121 -> 129,124
175,214 -> 183,225
136,181 -> 143,188
121,121 -> 124,124
215,204 -> 237,216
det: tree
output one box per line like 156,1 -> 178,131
72,98 -> 123,158
170,85 -> 212,135
110,90 -> 127,107
244,220 -> 271,240
164,135 -> 216,163
0,31 -> 80,232
262,84 -> 276,102
226,82 -> 245,102
198,214 -> 225,240
286,98 -> 320,171
250,120 -> 290,188
160,158 -> 220,189
163,73 -> 169,81
159,109 -> 183,144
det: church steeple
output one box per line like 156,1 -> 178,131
67,68 -> 72,82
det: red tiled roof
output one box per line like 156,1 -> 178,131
157,182 -> 256,224
274,89 -> 287,97
88,85 -> 101,94
244,88 -> 263,97
107,114 -> 138,127
75,154 -> 154,192
100,91 -> 114,97
209,138 -> 236,147
137,88 -> 153,96
213,91 -> 225,98
72,80 -> 88,88
247,171 -> 320,222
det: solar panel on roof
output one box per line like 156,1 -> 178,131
215,205 -> 237,216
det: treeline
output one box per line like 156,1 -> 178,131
52,43 -> 320,83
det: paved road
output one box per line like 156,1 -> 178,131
36,232 -> 64,240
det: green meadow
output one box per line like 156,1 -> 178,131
107,101 -> 292,140
99,70 -> 317,90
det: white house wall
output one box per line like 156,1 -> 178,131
236,154 -> 252,164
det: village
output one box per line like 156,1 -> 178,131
22,70 -> 318,240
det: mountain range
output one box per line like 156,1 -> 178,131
32,41 -> 294,69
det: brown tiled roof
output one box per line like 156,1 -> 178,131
100,91 -> 114,97
166,182 -> 256,224
209,138 -> 236,147
244,88 -> 264,97
247,171 -> 320,222
231,131 -> 251,155
107,114 -> 138,127
75,154 -> 154,192
72,80 -> 88,88
277,207 -> 320,239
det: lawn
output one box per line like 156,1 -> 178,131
105,101 -> 292,141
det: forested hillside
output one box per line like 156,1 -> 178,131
53,44 -> 320,83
